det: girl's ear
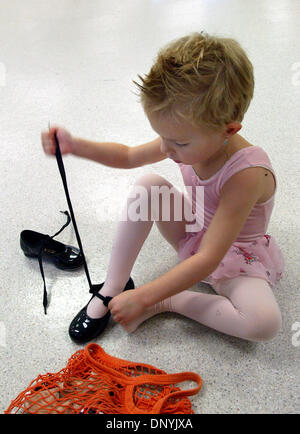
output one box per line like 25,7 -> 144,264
226,122 -> 242,136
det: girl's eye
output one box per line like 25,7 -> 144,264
175,142 -> 188,147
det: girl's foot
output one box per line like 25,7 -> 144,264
86,281 -> 125,318
121,299 -> 173,333
68,278 -> 135,344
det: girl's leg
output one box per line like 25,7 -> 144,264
124,276 -> 282,342
87,173 -> 193,318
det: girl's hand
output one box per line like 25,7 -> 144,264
108,289 -> 146,326
41,125 -> 74,156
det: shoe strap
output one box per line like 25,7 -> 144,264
37,210 -> 72,314
50,210 -> 71,239
37,242 -> 47,314
53,131 -> 93,292
89,285 -> 112,308
38,127 -> 98,314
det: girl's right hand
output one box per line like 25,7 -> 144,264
41,125 -> 74,156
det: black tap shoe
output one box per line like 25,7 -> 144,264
20,211 -> 84,314
20,212 -> 83,271
20,230 -> 83,270
68,276 -> 135,344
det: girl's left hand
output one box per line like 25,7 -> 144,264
108,289 -> 146,326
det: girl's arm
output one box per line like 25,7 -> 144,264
72,135 -> 166,168
137,167 -> 265,308
72,137 -> 130,168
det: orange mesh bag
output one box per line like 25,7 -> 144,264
5,343 -> 202,414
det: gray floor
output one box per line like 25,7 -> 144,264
0,0 -> 299,414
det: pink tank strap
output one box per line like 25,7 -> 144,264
218,146 -> 277,195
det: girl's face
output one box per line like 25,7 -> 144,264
147,112 -> 240,167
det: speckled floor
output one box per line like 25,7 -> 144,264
0,0 -> 299,414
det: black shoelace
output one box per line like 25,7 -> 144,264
37,210 -> 71,314
46,131 -> 112,313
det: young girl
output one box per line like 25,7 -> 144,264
42,32 -> 284,344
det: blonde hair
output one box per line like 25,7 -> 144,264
132,31 -> 254,132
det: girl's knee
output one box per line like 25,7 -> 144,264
247,306 -> 282,342
217,277 -> 283,342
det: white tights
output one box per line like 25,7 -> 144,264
87,174 -> 282,342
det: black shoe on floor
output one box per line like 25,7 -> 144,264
68,277 -> 135,344
20,211 -> 84,314
20,211 -> 83,271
